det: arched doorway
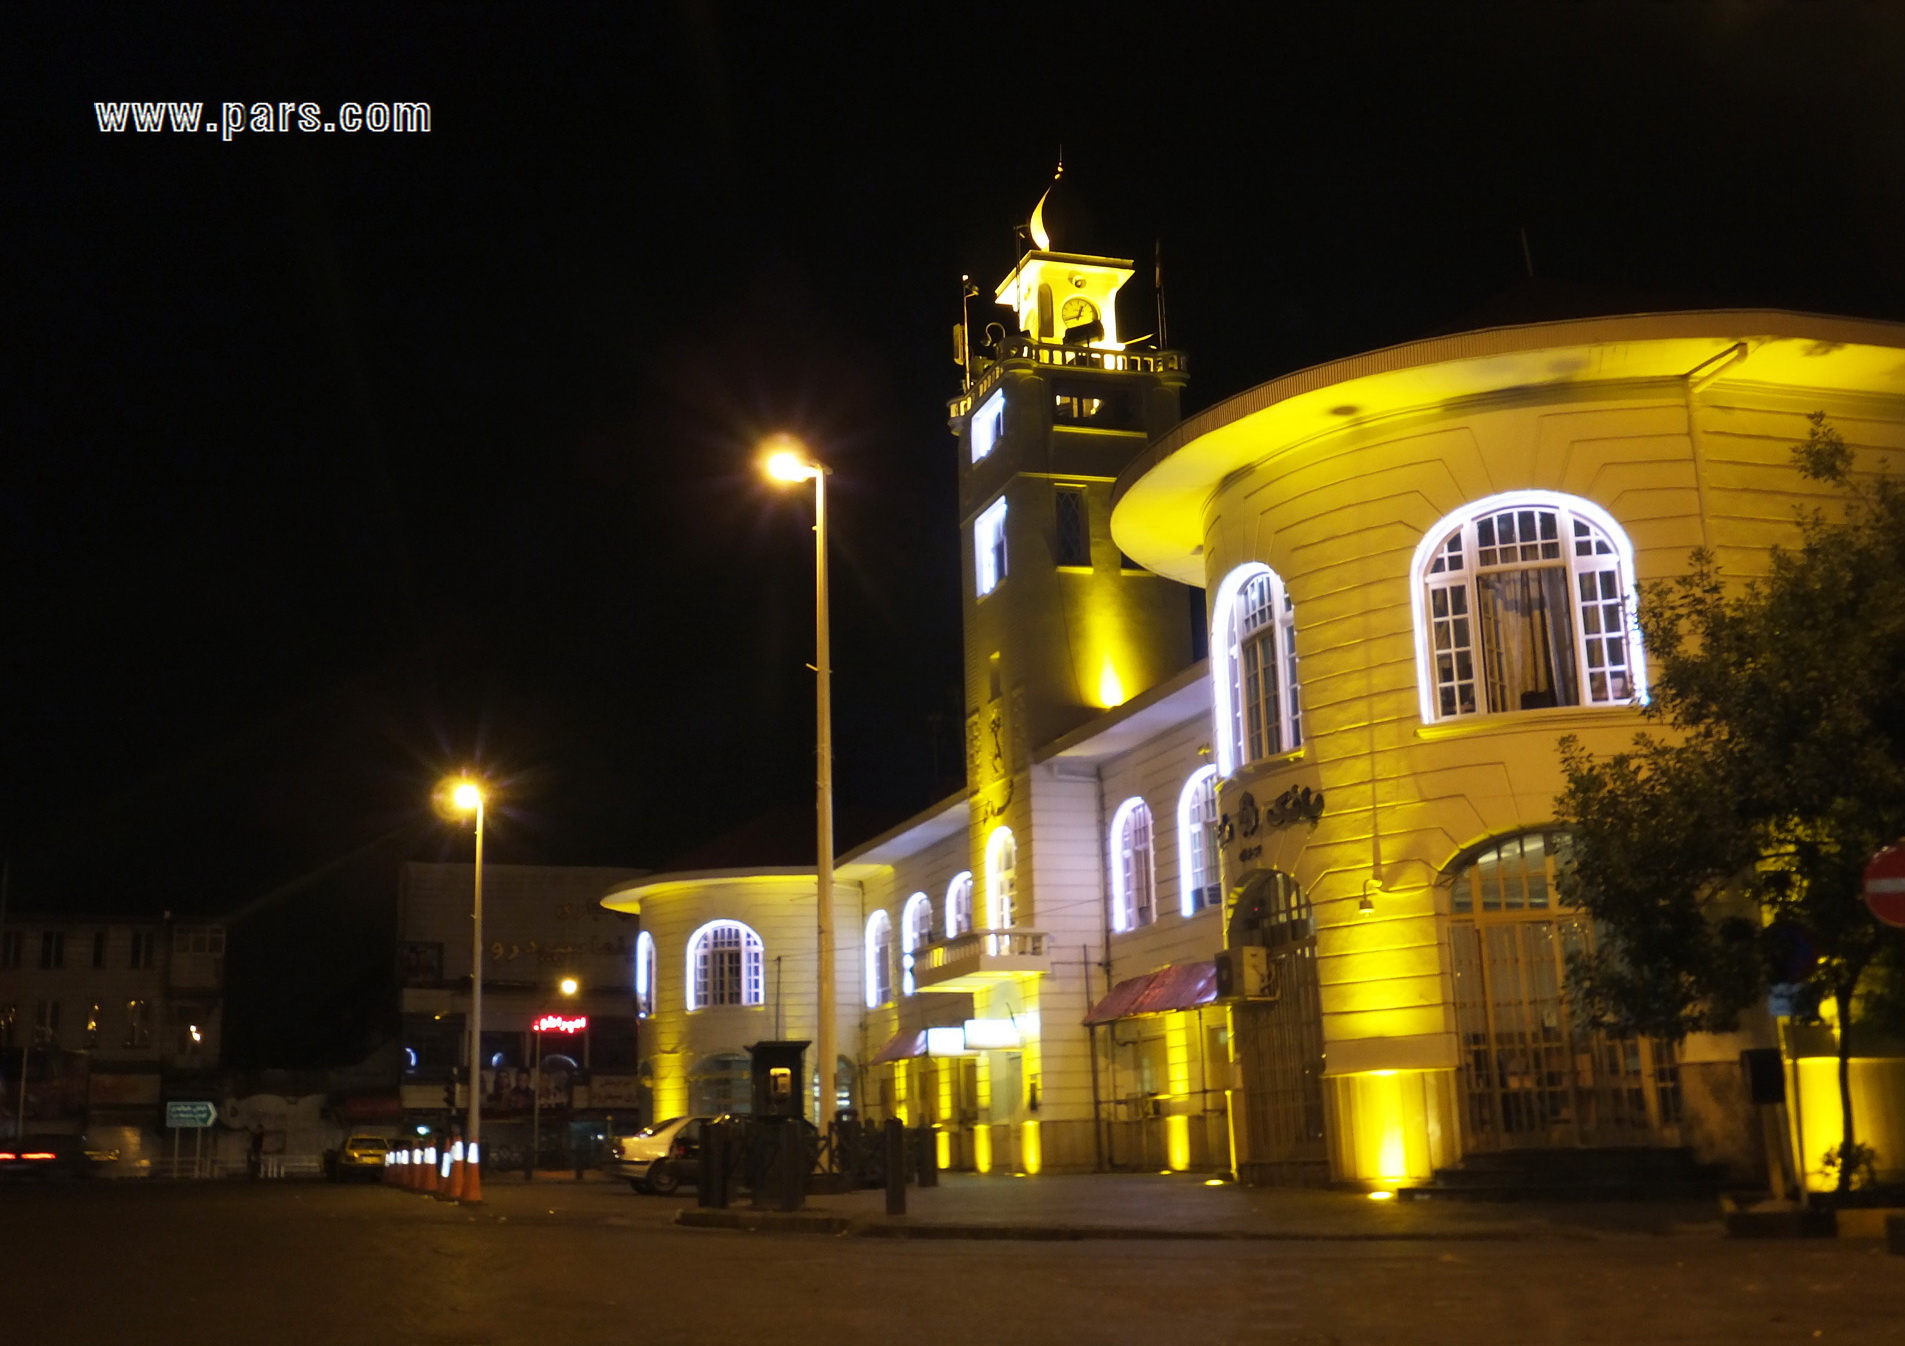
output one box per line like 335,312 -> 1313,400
1227,868 -> 1327,1184
1447,831 -> 1683,1149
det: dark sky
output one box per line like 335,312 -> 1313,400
8,2 -> 1904,1062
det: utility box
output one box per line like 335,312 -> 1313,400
747,1040 -> 810,1121
1214,946 -> 1276,1001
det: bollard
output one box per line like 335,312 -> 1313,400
884,1118 -> 907,1216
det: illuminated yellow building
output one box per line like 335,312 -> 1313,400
601,176 -> 1905,1191
1114,310 -> 1905,1188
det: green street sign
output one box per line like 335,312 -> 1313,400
165,1100 -> 217,1129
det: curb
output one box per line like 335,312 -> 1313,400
675,1209 -> 853,1235
672,1209 -> 1596,1242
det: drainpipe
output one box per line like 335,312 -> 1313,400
1683,342 -> 1751,553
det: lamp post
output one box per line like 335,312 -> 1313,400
529,976 -> 580,1181
763,437 -> 836,1128
445,777 -> 486,1203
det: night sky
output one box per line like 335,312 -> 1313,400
9,3 -> 1904,1063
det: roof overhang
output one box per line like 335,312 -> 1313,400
1111,310 -> 1905,584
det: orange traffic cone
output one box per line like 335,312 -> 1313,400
446,1139 -> 466,1202
460,1141 -> 482,1204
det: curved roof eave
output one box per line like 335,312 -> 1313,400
1111,309 -> 1905,584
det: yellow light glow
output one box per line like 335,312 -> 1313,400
1203,1178 -> 1225,1187
762,435 -> 818,483
1367,1190 -> 1396,1201
1166,1114 -> 1191,1172
935,1129 -> 952,1170
448,779 -> 482,813
973,1126 -> 993,1174
558,977 -> 579,997
1095,656 -> 1126,709
1020,1121 -> 1042,1175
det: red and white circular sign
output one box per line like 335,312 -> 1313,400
1861,842 -> 1905,928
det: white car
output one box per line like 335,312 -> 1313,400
601,1117 -> 709,1193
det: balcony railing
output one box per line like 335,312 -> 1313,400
953,340 -> 1188,415
913,928 -> 1051,993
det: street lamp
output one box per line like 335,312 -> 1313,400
762,435 -> 837,1128
443,776 -> 486,1203
530,975 -> 581,1180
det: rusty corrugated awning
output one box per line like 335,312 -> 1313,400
1082,960 -> 1218,1026
869,1029 -> 928,1065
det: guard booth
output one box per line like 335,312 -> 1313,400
748,1040 -> 809,1119
738,1040 -> 811,1210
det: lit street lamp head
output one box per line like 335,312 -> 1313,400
450,780 -> 483,813
558,976 -> 579,997
762,435 -> 822,483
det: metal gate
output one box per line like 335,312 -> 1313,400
1229,870 -> 1328,1184
1450,915 -> 1683,1150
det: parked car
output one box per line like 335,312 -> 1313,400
601,1116 -> 709,1193
330,1134 -> 392,1181
0,1134 -> 96,1181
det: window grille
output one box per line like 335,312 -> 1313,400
688,922 -> 764,1009
1110,798 -> 1156,931
1055,487 -> 1090,567
945,872 -> 974,938
1179,766 -> 1222,915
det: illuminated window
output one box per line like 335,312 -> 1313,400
634,931 -> 657,1015
970,391 -> 1004,463
945,871 -> 974,938
1055,487 -> 1090,567
975,495 -> 1008,596
1416,493 -> 1644,721
1109,798 -> 1156,932
900,892 -> 933,996
1449,831 -> 1573,914
1211,563 -> 1301,774
686,921 -> 764,1010
1177,765 -> 1221,916
86,1003 -> 101,1048
864,911 -> 894,1008
985,827 -> 1017,929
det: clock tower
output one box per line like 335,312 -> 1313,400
948,169 -> 1198,919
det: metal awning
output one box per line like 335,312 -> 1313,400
1082,960 -> 1218,1026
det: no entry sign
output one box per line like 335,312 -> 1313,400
1861,843 -> 1905,928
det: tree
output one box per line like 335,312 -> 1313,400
1556,414 -> 1905,1193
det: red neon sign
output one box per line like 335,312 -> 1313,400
533,1013 -> 587,1034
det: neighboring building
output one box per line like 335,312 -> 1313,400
0,913 -> 225,1146
396,863 -> 644,1167
605,176 -> 1905,1190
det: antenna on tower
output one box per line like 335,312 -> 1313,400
1155,239 -> 1170,351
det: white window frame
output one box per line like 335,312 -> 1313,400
685,920 -> 765,1010
945,871 -> 974,938
970,391 -> 1004,463
1211,562 -> 1302,775
864,911 -> 894,1008
1108,797 -> 1157,932
985,827 -> 1017,929
1176,765 -> 1221,917
975,495 -> 1009,596
634,931 -> 657,1015
900,892 -> 933,996
1410,491 -> 1647,724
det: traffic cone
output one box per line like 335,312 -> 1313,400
446,1139 -> 466,1202
423,1145 -> 438,1195
434,1144 -> 453,1200
460,1141 -> 482,1204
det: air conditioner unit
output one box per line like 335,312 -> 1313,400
1214,945 -> 1277,1001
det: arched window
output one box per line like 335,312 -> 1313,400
1211,563 -> 1301,775
945,871 -> 974,938
634,931 -> 657,1015
864,911 -> 894,1008
1177,766 -> 1221,916
1414,493 -> 1645,722
685,920 -> 764,1010
985,827 -> 1017,929
900,892 -> 933,995
1108,797 -> 1157,932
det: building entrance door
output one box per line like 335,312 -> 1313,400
1227,869 -> 1327,1185
1447,833 -> 1683,1151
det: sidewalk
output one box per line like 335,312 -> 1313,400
672,1170 -> 1726,1242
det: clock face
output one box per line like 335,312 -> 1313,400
1061,296 -> 1098,326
